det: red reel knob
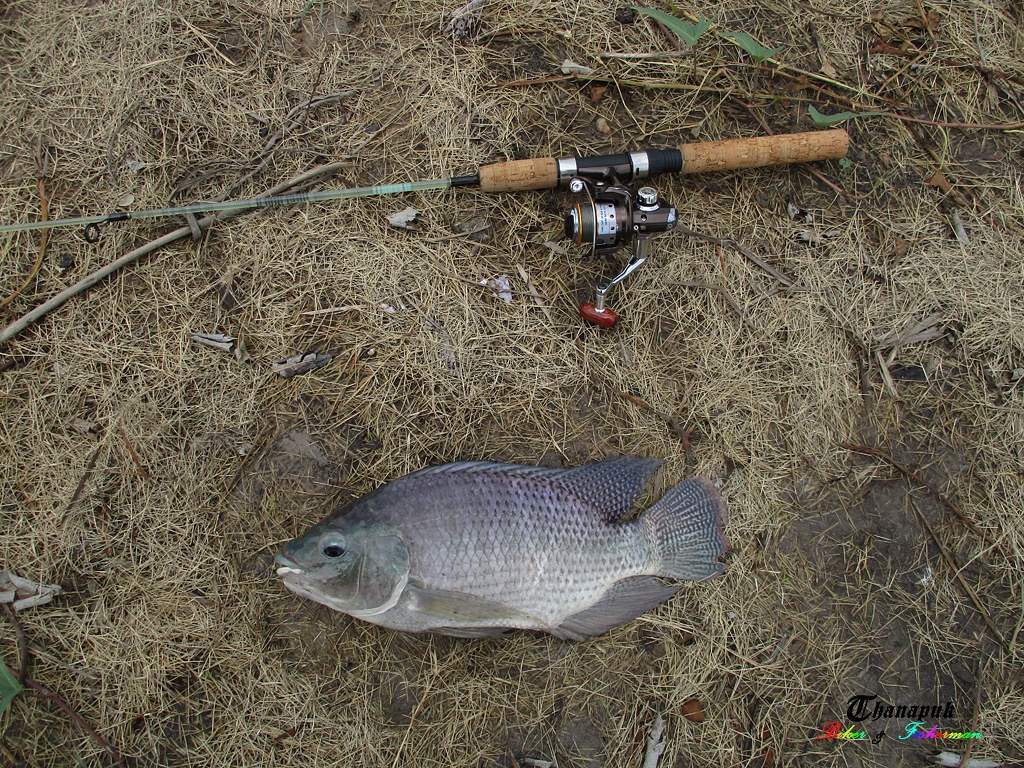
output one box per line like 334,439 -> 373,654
580,303 -> 618,327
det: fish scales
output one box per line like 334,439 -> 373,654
276,457 -> 727,639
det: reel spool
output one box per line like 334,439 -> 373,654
563,182 -> 676,327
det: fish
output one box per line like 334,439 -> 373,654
275,456 -> 728,640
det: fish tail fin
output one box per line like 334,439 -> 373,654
642,477 -> 728,581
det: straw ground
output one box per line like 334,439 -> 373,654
1,0 -> 1022,765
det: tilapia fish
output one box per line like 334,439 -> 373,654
276,456 -> 727,640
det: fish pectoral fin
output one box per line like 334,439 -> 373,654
406,584 -> 542,625
553,576 -> 680,640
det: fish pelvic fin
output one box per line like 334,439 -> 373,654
642,477 -> 728,581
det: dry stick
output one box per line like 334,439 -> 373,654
1,146 -> 51,311
1,605 -> 29,686
1,607 -> 125,765
21,678 -> 126,766
198,91 -> 353,204
117,425 -> 151,478
607,382 -> 693,454
665,279 -> 757,332
514,264 -> 554,323
842,444 -> 1000,552
960,658 -> 986,765
909,500 -> 1008,651
106,100 -> 144,181
675,227 -> 795,288
61,443 -> 104,521
0,161 -> 350,345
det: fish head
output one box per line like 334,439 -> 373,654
275,519 -> 410,617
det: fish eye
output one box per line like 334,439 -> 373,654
319,534 -> 347,558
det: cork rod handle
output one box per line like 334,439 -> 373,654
475,129 -> 849,193
678,129 -> 849,174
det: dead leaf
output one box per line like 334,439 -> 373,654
444,0 -> 483,42
192,332 -> 235,352
589,84 -> 607,102
682,698 -> 706,723
542,240 -> 568,256
925,169 -> 953,192
71,418 -> 99,437
387,207 -> 422,230
218,269 -> 239,310
272,350 -> 334,378
234,335 -> 250,363
0,572 -> 63,611
192,332 -> 250,363
479,274 -> 512,303
560,59 -> 594,76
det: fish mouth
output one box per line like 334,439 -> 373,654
275,551 -> 305,577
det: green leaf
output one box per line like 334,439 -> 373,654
722,31 -> 782,62
632,7 -> 710,47
808,105 -> 885,127
1,654 -> 23,716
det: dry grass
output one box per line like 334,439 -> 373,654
2,0 -> 1023,765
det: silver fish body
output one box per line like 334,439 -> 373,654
276,456 -> 727,640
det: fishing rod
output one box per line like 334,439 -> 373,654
0,129 -> 848,239
1,129 -> 849,327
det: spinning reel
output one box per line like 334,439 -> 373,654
563,177 -> 677,327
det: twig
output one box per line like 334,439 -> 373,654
619,390 -> 692,453
1,141 -> 51,311
0,161 -> 349,344
910,500 -> 1007,651
3,607 -> 124,764
600,50 -> 692,60
117,425 -> 151,478
21,678 -> 126,766
634,3 -> 686,50
299,305 -> 363,317
675,227 -> 794,287
1,605 -> 29,686
515,264 -> 553,323
106,100 -> 144,181
496,72 -> 721,94
960,656 -> 986,767
842,444 -> 998,549
664,279 -> 757,332
216,91 -> 354,202
62,443 -> 104,521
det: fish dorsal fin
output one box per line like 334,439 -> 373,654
406,583 -> 544,625
398,461 -> 564,483
554,456 -> 663,522
396,457 -> 662,523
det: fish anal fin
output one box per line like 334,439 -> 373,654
427,626 -> 516,639
553,576 -> 679,640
